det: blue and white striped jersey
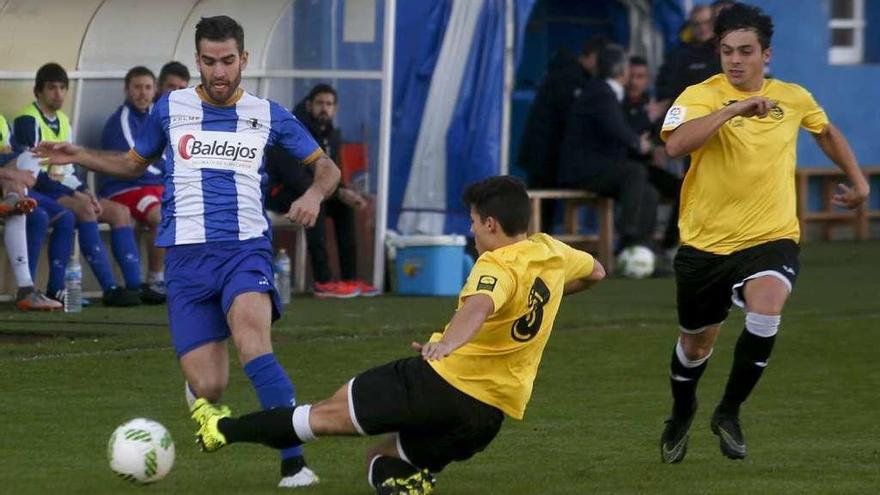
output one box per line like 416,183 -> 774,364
131,86 -> 321,247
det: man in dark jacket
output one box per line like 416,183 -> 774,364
655,5 -> 721,111
558,45 -> 658,251
266,84 -> 378,298
516,35 -> 607,231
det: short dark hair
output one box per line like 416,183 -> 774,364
307,83 -> 337,103
597,44 -> 627,79
714,3 -> 773,49
158,61 -> 190,85
34,62 -> 68,95
629,55 -> 648,67
195,15 -> 245,53
125,66 -> 155,87
462,176 -> 531,236
581,34 -> 609,57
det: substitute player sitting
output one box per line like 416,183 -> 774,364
99,66 -> 166,304
658,3 -> 869,464
189,176 -> 606,494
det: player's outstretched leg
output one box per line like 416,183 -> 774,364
661,337 -> 712,463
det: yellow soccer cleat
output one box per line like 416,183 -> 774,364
376,469 -> 436,495
190,398 -> 231,453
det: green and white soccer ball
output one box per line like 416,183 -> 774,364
108,418 -> 175,484
617,245 -> 655,279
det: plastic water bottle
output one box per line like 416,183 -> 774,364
274,249 -> 292,305
64,255 -> 83,313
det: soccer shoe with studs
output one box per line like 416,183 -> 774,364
710,407 -> 747,460
376,469 -> 436,495
190,398 -> 231,452
660,400 -> 697,464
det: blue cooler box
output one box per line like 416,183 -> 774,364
393,235 -> 472,296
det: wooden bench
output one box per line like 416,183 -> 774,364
527,189 -> 614,271
796,166 -> 880,242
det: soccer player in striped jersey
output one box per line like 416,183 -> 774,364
35,16 -> 341,488
100,66 -> 167,304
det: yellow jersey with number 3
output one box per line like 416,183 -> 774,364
660,74 -> 828,254
427,233 -> 594,420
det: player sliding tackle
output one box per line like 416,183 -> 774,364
33,15 -> 339,488
188,176 -> 606,495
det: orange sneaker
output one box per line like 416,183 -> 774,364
0,193 -> 37,217
345,279 -> 381,297
15,289 -> 63,311
313,281 -> 360,299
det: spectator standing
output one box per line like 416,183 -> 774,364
267,84 -> 379,298
655,5 -> 720,112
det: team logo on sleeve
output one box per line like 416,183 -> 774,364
476,275 -> 498,291
662,105 -> 686,128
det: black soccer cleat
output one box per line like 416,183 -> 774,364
660,400 -> 696,464
103,287 -> 143,307
710,407 -> 747,460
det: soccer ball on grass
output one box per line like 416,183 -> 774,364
617,245 -> 655,279
107,418 -> 175,483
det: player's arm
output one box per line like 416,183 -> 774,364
812,123 -> 870,209
563,260 -> 605,295
664,96 -> 775,158
31,142 -> 149,179
411,294 -> 495,361
286,152 -> 341,227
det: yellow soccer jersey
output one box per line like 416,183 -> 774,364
428,233 -> 595,420
660,74 -> 828,254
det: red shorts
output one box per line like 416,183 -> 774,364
108,186 -> 163,224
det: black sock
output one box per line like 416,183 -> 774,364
218,407 -> 302,449
669,344 -> 709,419
719,328 -> 776,416
370,455 -> 419,488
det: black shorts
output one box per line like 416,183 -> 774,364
674,239 -> 800,331
350,356 -> 504,472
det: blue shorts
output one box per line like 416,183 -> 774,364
29,190 -> 71,222
165,237 -> 282,358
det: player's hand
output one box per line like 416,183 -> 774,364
0,168 -> 36,190
85,190 -> 102,216
286,188 -> 323,227
31,141 -> 83,165
831,183 -> 869,209
412,340 -> 453,361
729,96 -> 776,119
337,187 -> 368,210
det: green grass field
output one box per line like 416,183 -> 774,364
2,241 -> 878,494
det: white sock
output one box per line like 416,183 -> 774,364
4,214 -> 34,288
148,271 -> 164,283
292,404 -> 316,442
184,382 -> 197,408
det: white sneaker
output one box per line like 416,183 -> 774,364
278,466 -> 319,488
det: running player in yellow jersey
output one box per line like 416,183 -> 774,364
188,175 -> 606,494
657,3 -> 869,464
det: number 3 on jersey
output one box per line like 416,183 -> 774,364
511,278 -> 551,342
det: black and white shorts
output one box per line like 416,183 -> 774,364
674,239 -> 800,332
349,356 -> 504,472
